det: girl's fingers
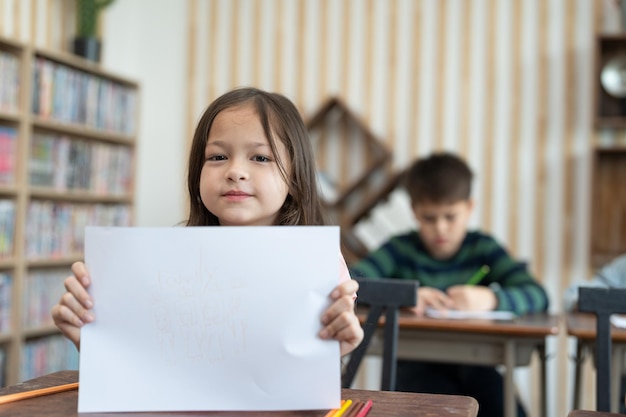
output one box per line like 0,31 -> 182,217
331,279 -> 359,299
60,292 -> 94,324
64,275 -> 93,310
71,261 -> 91,287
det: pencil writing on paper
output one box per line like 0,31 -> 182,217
332,399 -> 352,417
466,265 -> 490,286
0,382 -> 79,405
355,399 -> 373,417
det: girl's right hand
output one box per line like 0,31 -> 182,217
51,261 -> 95,350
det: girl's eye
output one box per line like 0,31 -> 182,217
252,155 -> 271,162
206,154 -> 227,161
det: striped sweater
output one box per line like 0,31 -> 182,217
349,230 -> 549,315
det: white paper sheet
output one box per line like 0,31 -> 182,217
611,314 -> 626,328
78,226 -> 341,413
425,307 -> 516,320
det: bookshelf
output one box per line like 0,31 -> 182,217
0,36 -> 139,386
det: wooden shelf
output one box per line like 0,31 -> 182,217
31,116 -> 135,144
0,37 -> 139,386
594,34 -> 626,126
305,97 -> 396,261
590,146 -> 626,268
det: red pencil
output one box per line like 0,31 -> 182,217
354,399 -> 373,417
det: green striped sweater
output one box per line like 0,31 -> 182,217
349,230 -> 549,315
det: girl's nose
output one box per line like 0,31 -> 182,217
226,160 -> 249,181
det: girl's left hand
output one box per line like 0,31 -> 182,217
319,279 -> 364,356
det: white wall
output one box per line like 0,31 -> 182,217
102,0 -> 188,227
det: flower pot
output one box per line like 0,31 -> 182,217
72,37 -> 101,62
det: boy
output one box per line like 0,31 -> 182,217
350,152 -> 549,417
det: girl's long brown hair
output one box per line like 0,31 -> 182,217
186,87 -> 326,226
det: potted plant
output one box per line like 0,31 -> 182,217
72,0 -> 116,62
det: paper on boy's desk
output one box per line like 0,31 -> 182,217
611,314 -> 626,328
78,226 -> 341,413
425,308 -> 516,320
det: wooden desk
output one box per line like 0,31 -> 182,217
568,410 -> 625,417
566,312 -> 626,413
359,309 -> 559,417
0,371 -> 479,417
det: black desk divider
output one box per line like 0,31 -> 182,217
578,287 -> 626,412
342,278 -> 418,391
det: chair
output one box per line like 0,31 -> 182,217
578,287 -> 626,411
342,277 -> 418,391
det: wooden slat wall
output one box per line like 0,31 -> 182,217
0,0 -> 72,50
184,1 -> 618,416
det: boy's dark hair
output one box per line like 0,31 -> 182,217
186,87 -> 326,226
403,152 -> 473,204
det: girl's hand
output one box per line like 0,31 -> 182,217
319,279 -> 364,356
406,287 -> 455,316
50,261 -> 95,350
446,285 -> 497,311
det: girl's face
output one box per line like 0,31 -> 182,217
199,103 -> 291,226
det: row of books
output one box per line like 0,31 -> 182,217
0,273 -> 11,333
0,125 -> 17,186
25,201 -> 131,259
0,200 -> 15,259
22,269 -> 67,329
29,132 -> 133,195
0,51 -> 20,113
32,57 -> 137,134
20,335 -> 79,382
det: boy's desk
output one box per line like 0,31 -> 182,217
357,308 -> 560,417
0,370 -> 479,417
566,312 -> 626,413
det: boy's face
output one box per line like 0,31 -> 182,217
411,199 -> 474,260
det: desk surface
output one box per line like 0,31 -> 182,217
0,371 -> 479,417
360,308 -> 560,337
568,410 -> 625,417
566,312 -> 626,341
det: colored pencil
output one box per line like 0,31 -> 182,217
331,399 -> 352,417
354,399 -> 373,417
342,399 -> 364,417
467,265 -> 490,285
0,382 -> 79,405
324,400 -> 346,417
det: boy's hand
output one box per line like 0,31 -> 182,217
446,285 -> 497,311
407,287 -> 455,316
319,279 -> 364,356
50,261 -> 95,350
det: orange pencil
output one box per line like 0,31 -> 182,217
0,382 -> 79,405
331,399 -> 352,417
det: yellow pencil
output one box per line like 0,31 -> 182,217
331,399 -> 353,417
0,382 -> 79,405
324,400 -> 346,417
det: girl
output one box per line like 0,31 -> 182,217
51,87 -> 364,357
